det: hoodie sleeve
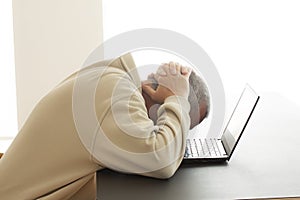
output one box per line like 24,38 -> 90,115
91,68 -> 191,179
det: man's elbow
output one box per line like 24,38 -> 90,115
144,164 -> 178,179
157,168 -> 176,179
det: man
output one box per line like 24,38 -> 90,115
0,53 -> 209,199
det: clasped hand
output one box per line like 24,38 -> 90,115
142,62 -> 192,104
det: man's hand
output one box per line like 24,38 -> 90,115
142,62 -> 191,104
142,83 -> 175,104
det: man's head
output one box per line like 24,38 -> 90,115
188,70 -> 210,128
142,70 -> 210,129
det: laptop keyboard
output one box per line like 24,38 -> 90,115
185,138 -> 222,158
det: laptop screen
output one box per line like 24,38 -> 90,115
221,84 -> 259,160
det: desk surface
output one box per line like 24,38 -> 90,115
97,93 -> 300,199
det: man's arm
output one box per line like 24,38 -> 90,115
92,66 -> 191,179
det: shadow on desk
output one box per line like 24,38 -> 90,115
97,162 -> 228,200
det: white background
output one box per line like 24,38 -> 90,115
1,0 -> 300,142
0,0 -> 17,141
102,0 -> 300,108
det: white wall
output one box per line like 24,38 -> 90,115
102,0 -> 300,113
0,0 -> 18,139
13,0 -> 103,128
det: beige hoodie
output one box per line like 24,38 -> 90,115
0,53 -> 190,199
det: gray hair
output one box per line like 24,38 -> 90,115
188,71 -> 210,118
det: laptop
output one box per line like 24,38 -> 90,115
183,84 -> 260,162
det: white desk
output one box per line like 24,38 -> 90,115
97,93 -> 300,199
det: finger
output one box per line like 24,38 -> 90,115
169,61 -> 177,75
142,84 -> 156,97
183,67 -> 192,78
157,65 -> 167,76
175,62 -> 182,74
153,73 -> 160,82
161,63 -> 169,73
142,79 -> 155,86
181,66 -> 189,75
